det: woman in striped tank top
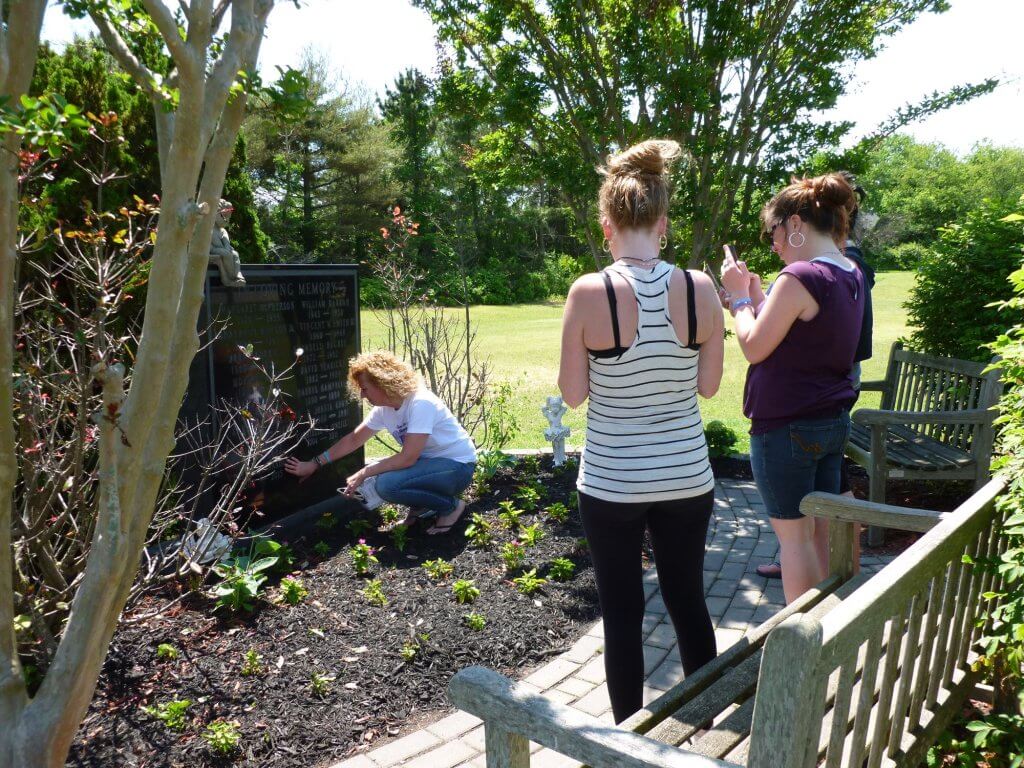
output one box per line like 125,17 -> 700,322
558,140 -> 725,723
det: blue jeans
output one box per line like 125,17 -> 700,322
375,457 -> 476,516
750,413 -> 851,520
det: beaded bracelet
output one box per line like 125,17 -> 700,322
730,297 -> 754,314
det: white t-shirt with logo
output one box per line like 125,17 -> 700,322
362,388 -> 477,464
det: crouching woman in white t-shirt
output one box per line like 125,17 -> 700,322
284,351 -> 477,534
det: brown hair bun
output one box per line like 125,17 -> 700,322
761,172 -> 858,244
599,139 -> 682,230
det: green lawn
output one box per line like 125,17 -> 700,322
361,271 -> 915,454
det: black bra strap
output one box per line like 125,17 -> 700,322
682,269 -> 697,347
601,271 -> 622,350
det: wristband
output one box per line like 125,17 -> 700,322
730,297 -> 753,314
320,450 -> 331,465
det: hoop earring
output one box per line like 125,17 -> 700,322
602,237 -> 611,253
658,234 -> 667,251
787,230 -> 805,249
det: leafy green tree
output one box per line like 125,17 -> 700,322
415,0 -> 996,268
29,37 -> 158,214
905,196 -> 1024,361
379,68 -> 438,227
221,134 -> 269,263
2,1 -> 286,762
244,50 -> 398,263
858,136 -> 1024,249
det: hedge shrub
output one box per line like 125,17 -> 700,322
906,197 -> 1024,361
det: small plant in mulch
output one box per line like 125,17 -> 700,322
514,485 -> 541,511
568,491 -> 579,511
315,512 -> 340,531
520,523 -> 545,548
240,649 -> 263,677
512,568 -> 546,595
497,500 -> 523,530
501,541 -> 526,572
423,557 -> 454,580
452,579 -> 480,604
548,558 -> 576,582
464,513 -> 493,548
545,502 -> 569,524
572,537 -> 589,555
378,504 -> 403,527
310,671 -> 335,698
400,641 -> 419,662
551,457 -> 579,477
155,643 -> 179,661
463,612 -> 486,631
212,549 -> 279,612
347,518 -> 372,538
350,539 -> 379,576
278,577 -> 308,605
141,699 -> 191,732
254,538 -> 296,573
313,540 -> 331,558
400,631 -> 430,664
362,578 -> 388,607
202,720 -> 241,755
390,524 -> 409,552
518,454 -> 541,475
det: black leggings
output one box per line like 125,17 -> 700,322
580,489 -> 717,723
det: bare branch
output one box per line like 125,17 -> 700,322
87,10 -> 162,104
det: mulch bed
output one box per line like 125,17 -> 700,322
66,454 -> 972,767
68,455 -> 598,768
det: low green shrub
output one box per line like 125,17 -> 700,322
704,420 -> 739,459
906,197 -> 1024,361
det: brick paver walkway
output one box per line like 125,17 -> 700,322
331,479 -> 894,768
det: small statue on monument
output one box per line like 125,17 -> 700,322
209,199 -> 246,287
541,395 -> 571,467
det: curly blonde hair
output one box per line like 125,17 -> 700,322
347,351 -> 420,401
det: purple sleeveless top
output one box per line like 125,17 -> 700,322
743,258 -> 864,435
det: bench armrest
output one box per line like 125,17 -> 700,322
852,407 -> 995,427
857,379 -> 888,392
800,492 -> 944,532
449,666 -> 736,768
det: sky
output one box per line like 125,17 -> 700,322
41,0 -> 1023,156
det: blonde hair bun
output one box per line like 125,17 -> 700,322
598,139 -> 682,230
604,139 -> 681,178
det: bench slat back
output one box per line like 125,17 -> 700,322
748,477 -> 1007,768
884,343 -> 1000,455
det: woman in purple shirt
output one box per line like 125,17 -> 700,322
722,173 -> 864,603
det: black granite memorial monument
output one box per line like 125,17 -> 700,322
181,264 -> 362,522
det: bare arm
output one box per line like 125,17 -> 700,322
558,278 -> 594,408
689,271 -> 725,398
284,421 -> 376,479
731,274 -> 817,364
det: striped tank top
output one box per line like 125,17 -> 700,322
577,260 -> 715,503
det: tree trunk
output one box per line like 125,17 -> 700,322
1,2 -> 276,764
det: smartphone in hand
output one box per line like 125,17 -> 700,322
723,244 -> 739,264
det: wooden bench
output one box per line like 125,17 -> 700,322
848,342 -> 1001,543
448,476 -> 1008,768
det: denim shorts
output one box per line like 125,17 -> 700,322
749,413 -> 851,520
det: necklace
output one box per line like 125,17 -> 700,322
617,255 -> 661,266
